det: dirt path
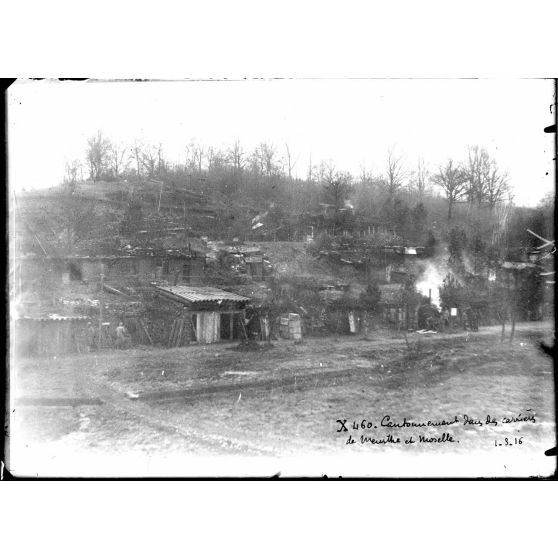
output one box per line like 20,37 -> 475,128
10,320 -> 554,471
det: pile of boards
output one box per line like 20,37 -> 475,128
123,315 -> 154,345
167,317 -> 194,348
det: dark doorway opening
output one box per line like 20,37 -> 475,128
220,313 -> 236,341
68,262 -> 82,281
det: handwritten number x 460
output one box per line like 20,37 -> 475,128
336,419 -> 348,432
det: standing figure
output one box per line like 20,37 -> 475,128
441,309 -> 450,329
87,322 -> 97,352
115,322 -> 130,349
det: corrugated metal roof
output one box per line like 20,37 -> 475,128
502,261 -> 537,270
156,285 -> 250,304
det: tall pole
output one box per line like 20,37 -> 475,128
99,270 -> 104,350
183,179 -> 189,250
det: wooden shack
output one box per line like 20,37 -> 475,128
64,251 -> 205,285
378,283 -> 422,330
245,256 -> 264,279
15,315 -> 89,357
155,285 -> 250,344
379,283 -> 406,327
279,313 -> 303,340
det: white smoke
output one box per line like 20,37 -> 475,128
461,253 -> 475,275
415,243 -> 451,309
416,262 -> 447,308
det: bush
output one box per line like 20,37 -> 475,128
359,283 -> 381,311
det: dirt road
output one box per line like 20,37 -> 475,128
9,321 -> 555,476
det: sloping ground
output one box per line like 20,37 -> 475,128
72,180 -> 257,241
257,241 -> 342,283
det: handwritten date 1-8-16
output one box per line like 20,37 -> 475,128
494,437 -> 524,447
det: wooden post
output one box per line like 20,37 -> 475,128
176,319 -> 184,347
99,272 -> 104,350
259,316 -> 265,341
168,320 -> 176,348
509,309 -> 516,344
190,314 -> 197,342
240,312 -> 249,340
139,318 -> 154,345
229,313 -> 234,341
509,271 -> 517,344
171,320 -> 177,346
172,320 -> 177,347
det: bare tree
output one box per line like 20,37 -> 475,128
259,142 -> 279,176
284,143 -> 299,179
130,141 -> 143,178
322,164 -> 353,214
206,146 -> 227,172
385,148 -> 406,198
358,162 -> 378,214
359,162 -> 373,186
485,161 -> 511,209
307,154 -> 317,183
108,142 -> 129,178
206,146 -> 216,171
248,143 -> 278,177
193,145 -> 204,174
465,145 -> 491,208
186,142 -> 204,173
183,141 -> 205,174
85,131 -> 111,182
318,159 -> 336,185
128,141 -> 166,179
141,144 -> 159,178
431,159 -> 468,220
156,143 -> 166,176
64,160 -> 82,193
227,141 -> 245,173
414,157 -> 428,200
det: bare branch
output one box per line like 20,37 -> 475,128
431,159 -> 468,219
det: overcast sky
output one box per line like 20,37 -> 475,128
8,78 -> 555,206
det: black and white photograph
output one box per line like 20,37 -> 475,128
6,77 -> 556,478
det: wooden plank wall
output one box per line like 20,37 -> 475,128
166,311 -> 194,347
16,320 -> 88,357
196,312 -> 220,343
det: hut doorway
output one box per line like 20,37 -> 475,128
221,312 -> 245,341
220,312 -> 238,341
68,262 -> 82,281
